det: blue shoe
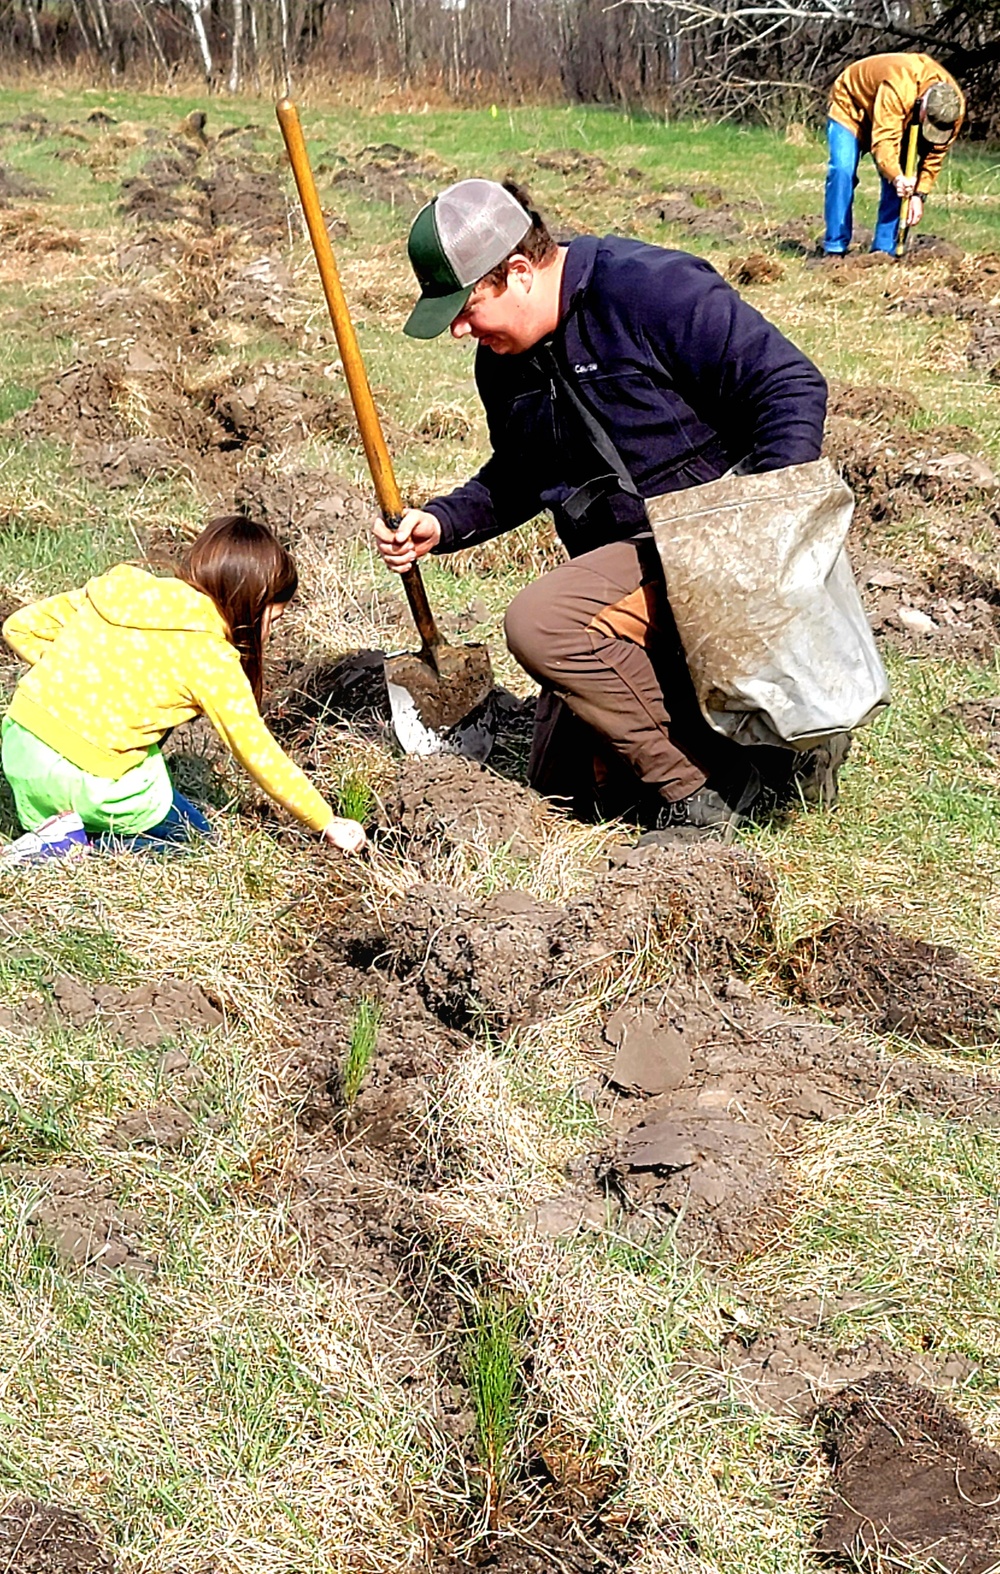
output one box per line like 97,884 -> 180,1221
2,813 -> 89,865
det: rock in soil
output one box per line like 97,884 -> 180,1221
783,913 -> 1000,1049
0,1499 -> 114,1574
817,1373 -> 1000,1571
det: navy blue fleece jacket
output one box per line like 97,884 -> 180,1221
425,234 -> 828,558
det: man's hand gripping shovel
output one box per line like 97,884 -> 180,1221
895,122 -> 920,259
276,100 -> 496,761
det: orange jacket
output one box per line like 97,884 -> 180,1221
829,53 -> 964,195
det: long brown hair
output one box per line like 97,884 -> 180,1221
179,515 -> 297,704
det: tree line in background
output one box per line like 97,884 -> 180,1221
2,0 -> 998,136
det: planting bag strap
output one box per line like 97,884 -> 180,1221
541,342 -> 642,513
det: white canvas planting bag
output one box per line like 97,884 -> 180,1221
644,459 -> 889,748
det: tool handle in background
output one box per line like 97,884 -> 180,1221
275,97 -> 443,656
895,122 -> 921,258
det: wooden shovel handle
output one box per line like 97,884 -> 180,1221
275,97 -> 442,653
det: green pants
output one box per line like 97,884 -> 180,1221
1,717 -> 174,834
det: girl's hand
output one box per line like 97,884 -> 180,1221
322,817 -> 368,854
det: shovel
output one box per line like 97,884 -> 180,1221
276,98 -> 496,761
895,121 -> 920,258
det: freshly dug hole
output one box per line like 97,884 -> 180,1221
817,1373 -> 1000,1572
784,913 -> 1000,1049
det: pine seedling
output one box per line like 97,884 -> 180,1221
341,996 -> 382,1106
337,772 -> 375,826
463,1293 -> 524,1527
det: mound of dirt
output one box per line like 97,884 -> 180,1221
204,366 -> 353,448
198,154 -> 289,243
728,252 -> 783,285
11,1165 -> 153,1279
638,187 -> 743,241
52,974 -> 223,1047
825,380 -> 993,532
20,358 -> 224,457
0,165 -> 49,205
949,694 -> 1000,757
817,1374 -> 1000,1571
233,467 -> 371,542
784,914 -> 1000,1049
544,966 -> 1000,1259
0,209 -> 80,253
120,140 -> 288,245
377,843 -> 773,1034
861,553 -> 1000,663
0,1499 -> 114,1574
326,142 -> 456,214
385,754 -> 552,859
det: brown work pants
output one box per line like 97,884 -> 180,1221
504,538 -> 767,817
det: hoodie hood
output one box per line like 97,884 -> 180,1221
85,564 -> 227,637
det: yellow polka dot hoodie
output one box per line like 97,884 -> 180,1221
2,564 -> 335,832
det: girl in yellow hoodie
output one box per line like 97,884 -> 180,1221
1,514 -> 366,858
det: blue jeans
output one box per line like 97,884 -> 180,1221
93,789 -> 214,855
824,117 -> 902,256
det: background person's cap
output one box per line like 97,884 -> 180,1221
921,81 -> 963,144
404,179 -> 532,339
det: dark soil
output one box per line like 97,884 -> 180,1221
728,251 -> 784,285
784,913 -> 1000,1049
233,467 -> 374,546
949,694 -> 1000,758
291,838 -> 1000,1264
824,378 -> 1000,663
637,186 -> 744,241
267,649 -> 394,743
383,753 -> 552,860
826,378 -> 997,535
375,842 -> 773,1034
0,164 -> 49,204
0,1499 -> 114,1574
860,550 -> 1000,663
817,1374 -> 1000,1571
557,966 -> 1000,1260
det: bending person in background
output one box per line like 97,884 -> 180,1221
375,179 -> 830,836
1,515 -> 367,861
824,52 -> 964,257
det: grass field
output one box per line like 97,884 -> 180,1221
0,79 -> 998,1574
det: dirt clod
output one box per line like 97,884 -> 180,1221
0,1499 -> 114,1574
817,1374 -> 1000,1571
19,1166 -> 153,1279
52,975 -> 223,1047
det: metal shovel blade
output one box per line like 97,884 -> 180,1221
384,643 -> 496,762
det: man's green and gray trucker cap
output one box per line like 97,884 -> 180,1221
921,81 -> 963,144
404,179 -> 531,339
